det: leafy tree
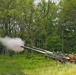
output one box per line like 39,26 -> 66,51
33,0 -> 58,48
58,0 -> 76,53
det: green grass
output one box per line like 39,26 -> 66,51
27,63 -> 76,75
0,53 -> 76,75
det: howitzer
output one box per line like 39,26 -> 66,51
21,46 -> 70,64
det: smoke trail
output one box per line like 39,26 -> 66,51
0,36 -> 25,52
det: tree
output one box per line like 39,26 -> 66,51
33,0 -> 58,49
58,0 -> 76,53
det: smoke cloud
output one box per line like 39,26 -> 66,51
0,36 -> 25,52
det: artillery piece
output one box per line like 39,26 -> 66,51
21,46 -> 76,64
0,36 -> 75,64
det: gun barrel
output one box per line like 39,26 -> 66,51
21,46 -> 46,54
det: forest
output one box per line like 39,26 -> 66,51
0,0 -> 76,54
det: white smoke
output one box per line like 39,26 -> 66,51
0,36 -> 25,52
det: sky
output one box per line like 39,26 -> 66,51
35,0 -> 60,5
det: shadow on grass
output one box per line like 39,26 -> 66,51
0,59 -> 29,75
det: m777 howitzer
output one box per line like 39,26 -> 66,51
21,46 -> 76,64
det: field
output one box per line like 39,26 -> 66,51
0,52 -> 76,75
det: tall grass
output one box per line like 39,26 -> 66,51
24,63 -> 76,75
0,53 -> 76,75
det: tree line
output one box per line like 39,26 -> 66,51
0,0 -> 76,54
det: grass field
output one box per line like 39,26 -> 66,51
0,52 -> 76,75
